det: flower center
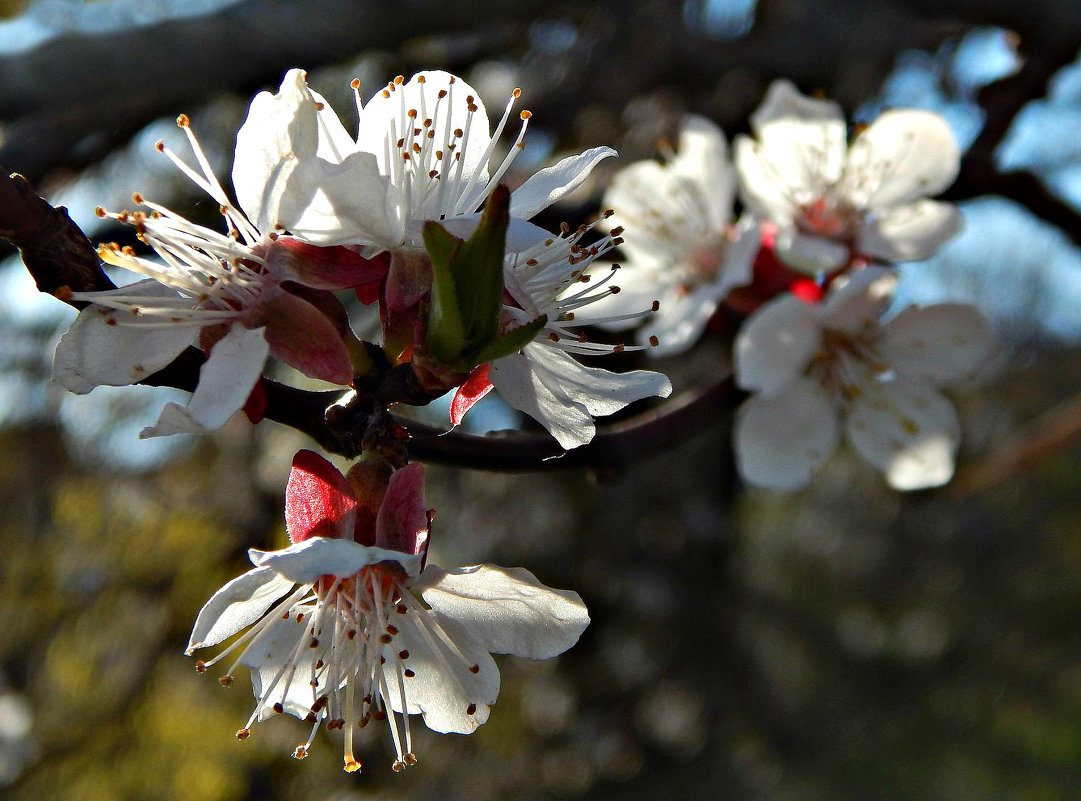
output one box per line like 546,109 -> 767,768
808,327 -> 887,401
797,196 -> 859,240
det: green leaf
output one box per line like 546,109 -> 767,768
468,315 -> 547,364
423,221 -> 466,363
454,184 -> 510,349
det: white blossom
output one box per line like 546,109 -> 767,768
594,115 -> 757,355
734,266 -> 995,490
187,453 -> 589,772
735,80 -> 962,274
233,69 -> 615,253
478,217 -> 673,449
54,117 -> 374,438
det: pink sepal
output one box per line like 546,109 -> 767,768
450,364 -> 494,426
268,237 -> 390,290
285,450 -> 357,544
374,464 -> 430,558
248,287 -> 354,385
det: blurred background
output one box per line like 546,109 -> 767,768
1,0 -> 1081,798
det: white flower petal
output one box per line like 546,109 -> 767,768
240,612 -> 326,720
510,146 -> 616,220
358,70 -> 491,180
734,134 -> 798,225
139,323 -> 268,438
820,266 -> 897,333
490,345 -> 671,449
749,79 -> 847,189
735,379 -> 840,490
53,280 -> 201,393
186,566 -> 295,653
857,200 -> 962,262
774,226 -> 852,274
380,612 -> 499,734
735,294 -> 821,395
845,109 -> 960,208
845,380 -> 961,490
670,115 -> 735,228
417,564 -> 589,659
639,285 -> 723,357
233,69 -> 401,247
879,303 -> 996,386
247,537 -> 422,584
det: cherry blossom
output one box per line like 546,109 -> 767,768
233,69 -> 615,253
734,266 -> 995,490
735,80 -> 962,274
187,450 -> 589,772
53,116 -> 380,437
593,115 -> 757,355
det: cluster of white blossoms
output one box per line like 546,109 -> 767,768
46,66 -> 998,774
596,78 -> 994,490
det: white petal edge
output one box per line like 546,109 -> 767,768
53,280 -> 201,393
417,564 -> 590,659
735,379 -> 840,490
879,303 -> 996,386
846,109 -> 960,209
857,200 -> 962,262
819,266 -> 897,334
186,566 -> 295,653
845,379 -> 961,490
509,146 -> 617,220
247,537 -> 423,584
139,323 -> 268,438
735,294 -> 822,395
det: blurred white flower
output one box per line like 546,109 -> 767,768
595,115 -> 757,355
735,80 -> 962,274
734,266 -> 995,490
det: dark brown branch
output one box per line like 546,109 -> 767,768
400,377 -> 746,472
941,32 -> 1081,246
0,168 -> 115,303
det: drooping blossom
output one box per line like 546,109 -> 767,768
735,80 -> 962,274
734,266 -> 995,490
187,450 -> 589,772
54,116 -> 381,437
591,115 -> 757,355
447,216 -> 674,449
233,68 -> 616,253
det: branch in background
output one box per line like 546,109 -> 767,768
0,169 -> 741,471
0,168 -> 115,302
942,32 -> 1081,247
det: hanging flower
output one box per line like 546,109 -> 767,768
592,115 -> 757,355
733,266 -> 995,490
233,69 -> 616,253
53,116 -> 382,437
734,80 -> 962,274
187,450 -> 589,772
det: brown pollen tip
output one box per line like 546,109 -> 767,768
351,78 -> 361,89
154,140 -> 165,152
176,113 -> 190,128
520,110 -> 532,120
649,335 -> 660,347
235,728 -> 250,740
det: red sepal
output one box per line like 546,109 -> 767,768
450,364 -> 495,426
284,450 -> 357,543
242,378 -> 267,424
